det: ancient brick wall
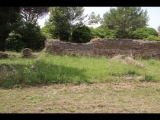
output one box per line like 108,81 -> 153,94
45,38 -> 160,59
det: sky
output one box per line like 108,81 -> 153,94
37,7 -> 160,31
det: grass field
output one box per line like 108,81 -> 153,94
1,82 -> 160,113
1,51 -> 160,88
0,51 -> 160,113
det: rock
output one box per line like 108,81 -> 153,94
0,51 -> 9,59
22,48 -> 32,58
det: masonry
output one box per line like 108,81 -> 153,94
45,38 -> 160,59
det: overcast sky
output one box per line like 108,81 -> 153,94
37,7 -> 160,31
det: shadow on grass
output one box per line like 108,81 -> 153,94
0,61 -> 89,89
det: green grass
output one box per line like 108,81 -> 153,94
0,51 -> 160,88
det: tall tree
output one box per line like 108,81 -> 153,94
158,26 -> 160,32
9,7 -> 49,51
158,26 -> 160,37
87,11 -> 101,25
48,7 -> 87,41
20,7 -> 49,23
0,7 -> 21,51
101,7 -> 149,38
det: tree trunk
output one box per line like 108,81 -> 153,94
0,33 -> 9,52
0,38 -> 5,52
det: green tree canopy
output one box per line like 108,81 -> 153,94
101,7 -> 149,38
87,12 -> 101,25
20,7 -> 49,23
6,7 -> 49,51
48,7 -> 87,42
41,25 -> 54,39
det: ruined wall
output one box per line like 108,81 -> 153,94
45,38 -> 160,59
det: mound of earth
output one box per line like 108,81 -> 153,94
112,55 -> 144,68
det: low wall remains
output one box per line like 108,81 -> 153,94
45,38 -> 160,59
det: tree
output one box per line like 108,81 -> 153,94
20,7 -> 49,23
87,12 -> 101,25
48,7 -> 87,42
158,26 -> 160,37
132,27 -> 158,39
7,7 -> 49,51
13,21 -> 46,50
6,33 -> 25,52
101,7 -> 149,38
41,25 -> 54,39
158,26 -> 160,32
0,7 -> 21,51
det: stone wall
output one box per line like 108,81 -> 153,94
45,38 -> 160,59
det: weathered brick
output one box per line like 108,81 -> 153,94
45,39 -> 160,59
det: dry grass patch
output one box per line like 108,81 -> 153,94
112,55 -> 144,68
1,81 -> 160,113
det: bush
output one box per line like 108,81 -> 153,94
71,25 -> 92,43
90,26 -> 116,39
41,25 -> 54,39
132,27 -> 158,39
145,35 -> 160,41
91,26 -> 106,38
6,33 -> 26,52
105,29 -> 116,38
13,21 -> 46,51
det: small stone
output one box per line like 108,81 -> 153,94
22,48 -> 32,58
0,51 -> 9,59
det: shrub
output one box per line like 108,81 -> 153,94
145,35 -> 160,41
13,21 -> 46,51
6,33 -> 26,52
132,27 -> 158,39
71,25 -> 92,43
90,26 -> 116,39
41,25 -> 54,39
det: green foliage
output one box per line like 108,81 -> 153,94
6,33 -> 25,52
13,21 -> 46,51
101,7 -> 149,38
1,52 -> 160,88
0,7 -> 21,51
144,74 -> 154,82
48,7 -> 87,42
41,25 -> 54,39
145,35 -> 160,41
20,7 -> 49,24
90,26 -> 116,39
88,12 -> 101,25
132,27 -> 158,39
71,25 -> 92,43
158,25 -> 160,32
91,26 -> 106,38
